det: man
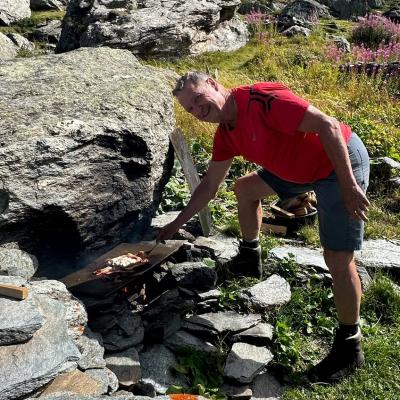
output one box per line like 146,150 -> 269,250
157,71 -> 370,383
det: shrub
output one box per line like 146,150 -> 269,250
351,14 -> 400,50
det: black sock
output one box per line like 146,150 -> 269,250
338,322 -> 359,338
241,239 -> 260,249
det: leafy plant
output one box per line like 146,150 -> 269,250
362,273 -> 400,325
218,277 -> 258,310
168,349 -> 226,400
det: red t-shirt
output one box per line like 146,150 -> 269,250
211,82 -> 352,183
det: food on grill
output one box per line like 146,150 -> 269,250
93,252 -> 149,276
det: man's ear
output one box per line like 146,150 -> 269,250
206,77 -> 218,90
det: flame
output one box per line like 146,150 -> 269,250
121,286 -> 129,294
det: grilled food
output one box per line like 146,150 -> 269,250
93,251 -> 149,277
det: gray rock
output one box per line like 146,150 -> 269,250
269,245 -> 373,290
169,261 -> 217,291
332,35 -> 350,53
357,240 -> 400,270
29,280 -> 87,340
232,323 -> 274,345
282,25 -> 311,37
39,369 -> 105,396
32,19 -> 63,44
384,9 -> 400,23
6,33 -> 35,52
0,296 -> 81,400
239,274 -> 291,311
0,247 -> 38,279
197,288 -> 221,300
184,311 -> 262,335
31,394 -> 151,400
251,372 -> 283,400
139,344 -> 187,394
105,347 -> 142,388
30,0 -> 67,11
194,234 -> 240,261
0,47 -> 174,273
0,292 -> 44,345
85,368 -> 119,394
144,312 -> 182,342
221,383 -> 252,400
102,310 -> 144,352
224,343 -> 273,384
0,0 -> 30,26
269,246 -> 329,273
164,330 -> 218,353
279,0 -> 331,23
142,289 -> 194,320
320,0 -> 369,19
57,0 -> 248,58
77,328 -> 107,370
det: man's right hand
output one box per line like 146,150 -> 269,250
156,220 -> 181,241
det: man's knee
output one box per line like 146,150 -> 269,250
233,176 -> 250,200
323,248 -> 356,276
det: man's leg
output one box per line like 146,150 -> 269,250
324,249 -> 361,324
234,172 -> 276,240
308,248 -> 365,383
225,172 -> 276,279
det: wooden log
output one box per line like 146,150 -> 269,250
169,129 -> 212,237
0,284 -> 28,300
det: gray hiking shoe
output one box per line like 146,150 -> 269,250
308,326 -> 365,384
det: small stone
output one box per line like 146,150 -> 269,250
251,372 -> 284,399
105,347 -> 141,388
232,323 -> 274,345
239,275 -> 291,311
165,330 -> 218,353
224,343 -> 273,384
222,383 -> 252,400
0,248 -> 38,279
40,369 -> 104,396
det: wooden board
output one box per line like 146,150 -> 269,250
169,128 -> 212,237
60,240 -> 184,296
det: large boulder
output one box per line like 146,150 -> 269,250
0,0 -> 31,26
279,0 -> 331,23
57,0 -> 248,58
0,47 -> 175,276
320,0 -> 371,19
30,0 -> 68,11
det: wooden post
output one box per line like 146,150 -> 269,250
169,129 -> 212,237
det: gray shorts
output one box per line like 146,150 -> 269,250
257,132 -> 370,251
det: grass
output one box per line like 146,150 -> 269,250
0,10 -> 65,35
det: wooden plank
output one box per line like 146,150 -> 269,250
270,204 -> 295,219
261,223 -> 287,236
0,284 -> 28,300
169,128 -> 212,237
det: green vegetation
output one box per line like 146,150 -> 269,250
0,10 -> 65,35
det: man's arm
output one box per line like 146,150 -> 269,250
157,158 -> 233,240
298,105 -> 369,221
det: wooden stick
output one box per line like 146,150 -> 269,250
0,284 -> 29,300
169,128 -> 212,236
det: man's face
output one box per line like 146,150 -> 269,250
177,78 -> 226,123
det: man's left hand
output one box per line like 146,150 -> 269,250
342,184 -> 370,222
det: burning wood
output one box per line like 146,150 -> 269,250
93,252 -> 149,277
